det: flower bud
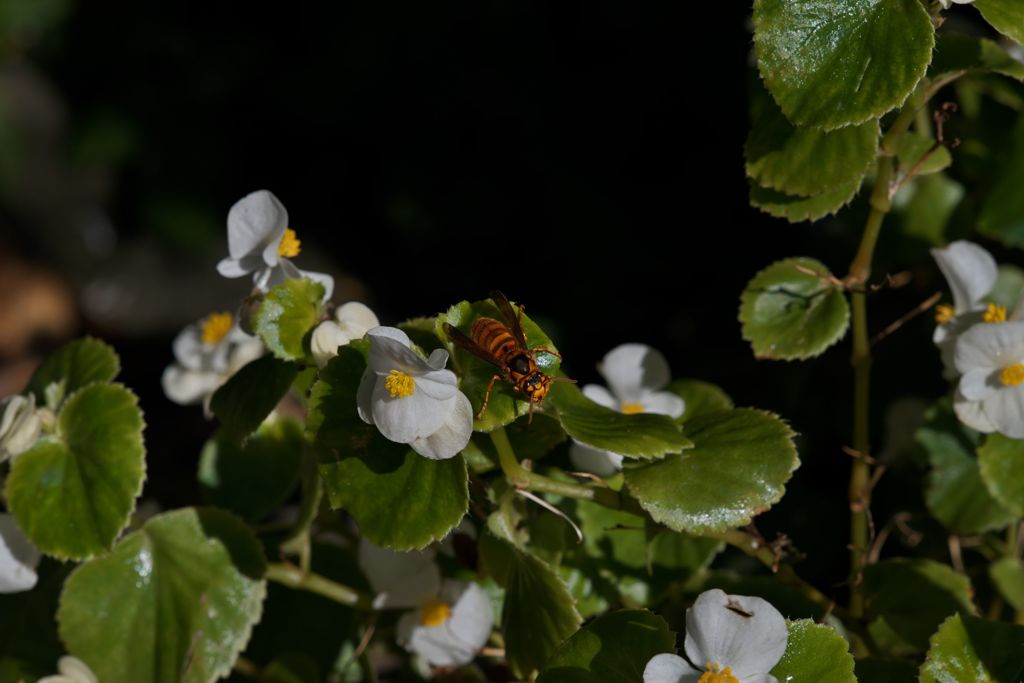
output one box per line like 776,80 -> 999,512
311,321 -> 351,368
0,395 -> 42,462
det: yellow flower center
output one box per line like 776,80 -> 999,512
983,303 -> 1008,324
620,402 -> 646,415
200,312 -> 234,345
278,228 -> 301,258
385,370 -> 415,398
698,662 -> 738,683
420,599 -> 451,627
934,304 -> 955,324
1001,363 -> 1024,387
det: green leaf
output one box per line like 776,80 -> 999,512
58,508 -> 266,683
479,533 -> 581,679
978,120 -> 1024,249
977,433 -> 1024,517
740,257 -> 850,360
897,173 -> 964,246
930,33 -> 1024,82
921,614 -> 1024,683
311,347 -> 468,550
667,379 -> 733,424
198,417 -> 304,520
647,530 -> 724,571
990,558 -> 1024,612
746,84 -> 878,196
854,657 -> 919,683
754,0 -> 934,129
770,620 -> 856,683
864,558 -> 977,652
6,383 -> 145,560
210,355 -> 300,439
974,0 -> 1024,47
254,278 -> 325,361
575,500 -> 648,570
917,401 -> 1015,535
624,409 -> 798,535
896,133 -> 952,177
27,337 -> 120,403
537,610 -> 675,683
547,382 -> 692,460
749,178 -> 862,223
440,298 -> 562,432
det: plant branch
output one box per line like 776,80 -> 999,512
265,562 -> 372,610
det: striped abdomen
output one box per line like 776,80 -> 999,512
470,317 -> 520,365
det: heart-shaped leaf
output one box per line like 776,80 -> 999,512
546,382 -> 692,460
740,257 -> 850,360
310,347 -> 468,550
668,379 -> 733,424
771,620 -> 856,683
624,409 -> 798,535
920,614 -> 1024,683
754,0 -> 934,129
27,337 -> 120,405
537,609 -> 675,683
210,355 -> 299,439
254,278 -> 325,361
6,383 -> 145,560
58,507 -> 267,683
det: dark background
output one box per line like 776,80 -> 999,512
0,1 -> 972,600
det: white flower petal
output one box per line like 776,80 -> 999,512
983,385 -> 1024,439
311,321 -> 352,368
427,348 -> 450,371
367,327 -> 432,375
161,366 -> 221,406
0,395 -> 41,460
397,580 -> 494,667
411,392 -> 473,459
738,676 -> 779,683
336,302 -> 380,337
226,337 -> 265,374
57,656 -> 98,683
357,369 -> 376,425
371,381 -> 452,444
172,325 -> 205,371
599,343 -> 672,401
954,321 -> 1024,375
581,384 -> 618,410
932,241 -> 997,313
415,369 -> 459,401
226,190 -> 288,263
683,589 -> 788,678
217,251 -> 268,279
0,513 -> 40,593
569,441 -> 623,476
953,390 -> 997,433
357,539 -> 440,609
643,653 -> 697,683
959,368 -> 1000,402
299,267 -> 335,302
641,391 -> 686,419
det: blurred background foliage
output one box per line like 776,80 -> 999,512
0,0 -> 1019,608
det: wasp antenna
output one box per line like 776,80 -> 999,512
553,376 -> 577,384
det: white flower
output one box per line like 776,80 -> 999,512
161,311 -> 264,410
0,394 -> 42,462
310,302 -> 380,367
931,241 -> 998,378
954,320 -> 1024,438
38,656 -> 99,683
216,190 -> 334,300
0,513 -> 41,593
569,343 -> 685,476
358,539 -> 494,668
643,589 -> 788,683
397,580 -> 494,668
938,0 -> 974,8
357,327 -> 472,460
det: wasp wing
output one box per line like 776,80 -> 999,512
442,322 -> 506,369
489,290 -> 529,349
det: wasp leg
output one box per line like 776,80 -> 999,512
477,373 -> 503,419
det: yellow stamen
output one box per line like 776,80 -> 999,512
1001,363 -> 1024,387
278,228 -> 301,258
620,402 -> 645,415
934,304 -> 955,324
385,370 -> 415,398
983,303 -> 1008,324
200,312 -> 234,345
698,662 -> 738,683
420,599 -> 451,627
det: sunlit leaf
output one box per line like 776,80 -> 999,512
771,620 -> 856,683
749,178 -> 862,223
254,278 -> 325,361
920,614 -> 1024,683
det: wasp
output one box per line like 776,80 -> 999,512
442,291 -> 573,422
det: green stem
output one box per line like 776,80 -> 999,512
265,563 -> 372,610
490,427 -> 600,501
